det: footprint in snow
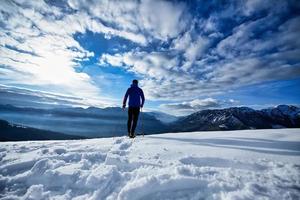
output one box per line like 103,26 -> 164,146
53,148 -> 67,155
119,142 -> 132,150
112,137 -> 132,151
114,138 -> 124,144
40,149 -> 49,154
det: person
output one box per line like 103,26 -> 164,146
123,79 -> 145,138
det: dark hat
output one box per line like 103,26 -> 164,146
132,79 -> 138,84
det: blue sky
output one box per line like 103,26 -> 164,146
0,0 -> 299,115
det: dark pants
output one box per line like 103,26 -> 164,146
127,107 -> 140,136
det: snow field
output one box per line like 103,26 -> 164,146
0,129 -> 300,199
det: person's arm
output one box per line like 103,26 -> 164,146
123,89 -> 129,109
140,89 -> 145,108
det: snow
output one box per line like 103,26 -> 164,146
1,129 -> 300,200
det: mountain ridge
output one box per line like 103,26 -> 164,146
0,104 -> 168,137
171,105 -> 300,132
0,104 -> 299,139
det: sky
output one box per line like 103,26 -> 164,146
0,0 -> 299,116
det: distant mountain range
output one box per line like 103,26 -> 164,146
0,119 -> 85,141
171,105 -> 300,132
0,104 -> 169,137
146,111 -> 179,123
0,104 -> 299,141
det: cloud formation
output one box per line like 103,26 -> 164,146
0,0 -> 299,113
0,0 -> 190,103
160,98 -> 238,116
99,0 -> 300,102
0,0 -> 101,105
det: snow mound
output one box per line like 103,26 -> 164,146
1,129 -> 300,199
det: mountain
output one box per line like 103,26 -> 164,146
146,111 -> 179,123
171,105 -> 300,132
0,119 -> 85,141
261,105 -> 300,128
1,104 -> 299,138
0,104 -> 169,137
1,129 -> 299,199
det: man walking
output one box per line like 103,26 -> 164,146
123,79 -> 145,138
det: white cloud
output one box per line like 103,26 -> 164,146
70,0 -> 189,42
1,0 -> 172,107
0,0 -> 299,110
172,31 -> 210,62
172,31 -> 192,51
100,50 -> 202,100
242,0 -> 288,16
184,37 -> 209,63
0,1 -> 109,106
160,98 -> 239,116
0,0 -> 194,105
100,51 -> 180,81
138,0 -> 189,41
68,0 -> 140,32
190,98 -> 218,107
67,0 -> 189,43
208,15 -> 300,87
172,29 -> 211,71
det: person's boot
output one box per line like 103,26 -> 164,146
129,133 -> 135,138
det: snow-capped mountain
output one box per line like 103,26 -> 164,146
171,105 -> 300,132
1,129 -> 299,199
1,104 -> 299,140
261,105 -> 300,128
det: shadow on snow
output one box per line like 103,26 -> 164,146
150,136 -> 300,156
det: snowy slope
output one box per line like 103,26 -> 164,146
1,129 -> 300,199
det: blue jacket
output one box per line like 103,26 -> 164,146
123,83 -> 145,108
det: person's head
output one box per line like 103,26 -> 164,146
132,79 -> 138,85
